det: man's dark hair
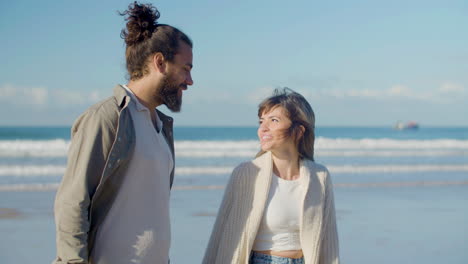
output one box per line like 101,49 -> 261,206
120,1 -> 193,80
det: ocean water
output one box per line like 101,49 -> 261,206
0,126 -> 467,263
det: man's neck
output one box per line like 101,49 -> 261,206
127,79 -> 162,110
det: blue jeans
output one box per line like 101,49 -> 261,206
249,252 -> 305,264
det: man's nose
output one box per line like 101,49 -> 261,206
186,73 -> 193,86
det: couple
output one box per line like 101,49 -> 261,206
53,2 -> 339,264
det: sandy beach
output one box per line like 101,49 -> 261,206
1,181 -> 467,263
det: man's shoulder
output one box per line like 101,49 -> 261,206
89,96 -> 120,115
72,95 -> 121,131
77,84 -> 129,122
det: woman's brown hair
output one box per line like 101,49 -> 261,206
257,88 -> 315,160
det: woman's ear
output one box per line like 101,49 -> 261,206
294,124 -> 306,144
298,125 -> 305,140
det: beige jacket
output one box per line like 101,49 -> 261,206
203,151 -> 339,264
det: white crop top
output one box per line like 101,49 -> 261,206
252,173 -> 305,251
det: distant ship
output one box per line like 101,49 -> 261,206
394,121 -> 419,130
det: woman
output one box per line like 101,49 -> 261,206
203,88 -> 339,264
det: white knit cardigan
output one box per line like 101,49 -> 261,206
202,152 -> 340,264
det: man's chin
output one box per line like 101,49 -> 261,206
169,107 -> 181,113
166,102 -> 182,112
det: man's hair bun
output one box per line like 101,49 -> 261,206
120,1 -> 160,46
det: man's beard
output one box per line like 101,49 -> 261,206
159,74 -> 184,112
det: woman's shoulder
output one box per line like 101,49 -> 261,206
229,154 -> 270,185
305,160 -> 328,172
232,151 -> 271,173
231,160 -> 257,177
303,159 -> 331,181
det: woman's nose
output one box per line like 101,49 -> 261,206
259,122 -> 268,131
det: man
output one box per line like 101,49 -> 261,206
53,2 -> 193,263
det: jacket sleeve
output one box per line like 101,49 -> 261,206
53,109 -> 117,264
202,165 -> 242,264
319,171 -> 340,264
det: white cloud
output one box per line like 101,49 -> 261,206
52,89 -> 87,105
184,81 -> 466,110
0,84 -> 16,97
439,82 -> 465,93
302,83 -> 466,103
30,87 -> 48,105
388,85 -> 411,96
327,89 -> 346,98
89,91 -> 102,102
0,84 -> 48,105
184,88 -> 235,104
0,84 -> 103,107
307,88 -> 386,99
348,88 -> 381,97
246,86 -> 275,104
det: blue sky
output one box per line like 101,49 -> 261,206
1,0 -> 467,127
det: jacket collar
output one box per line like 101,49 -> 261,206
113,84 -> 174,128
113,84 -> 130,107
252,151 -> 313,184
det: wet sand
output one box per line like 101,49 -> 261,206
0,184 -> 467,263
0,208 -> 22,219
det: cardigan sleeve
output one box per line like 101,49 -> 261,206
319,170 -> 340,264
202,165 -> 242,264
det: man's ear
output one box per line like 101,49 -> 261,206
152,52 -> 166,74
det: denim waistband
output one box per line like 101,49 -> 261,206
249,252 -> 304,264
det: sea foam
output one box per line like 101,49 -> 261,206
1,138 -> 468,158
1,164 -> 468,177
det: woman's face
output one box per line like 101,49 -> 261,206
257,106 -> 296,153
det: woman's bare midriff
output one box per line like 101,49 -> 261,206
254,250 -> 304,259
